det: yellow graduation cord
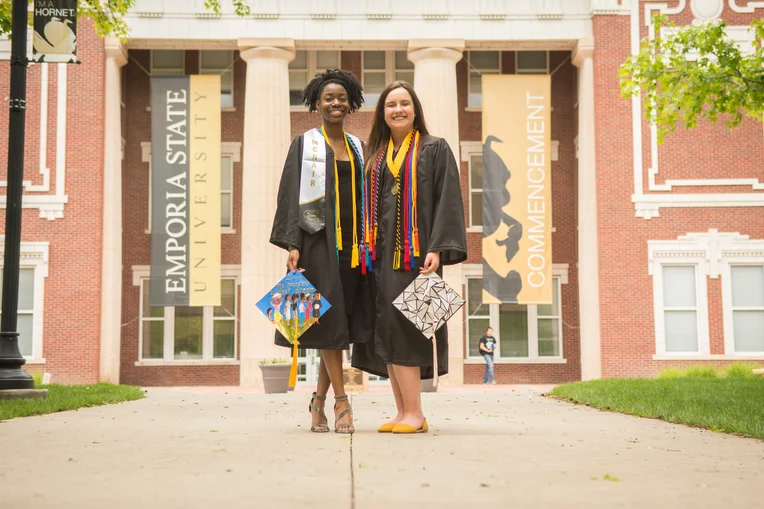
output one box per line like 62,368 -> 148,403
320,126 -> 359,267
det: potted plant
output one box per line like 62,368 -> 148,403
259,359 -> 291,394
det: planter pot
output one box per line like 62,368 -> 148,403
260,364 -> 291,394
420,378 -> 438,393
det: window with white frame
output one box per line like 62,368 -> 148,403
199,50 -> 234,108
0,241 -> 49,362
140,277 -> 237,361
394,50 -> 414,84
466,276 -> 563,360
363,50 -> 387,108
466,278 -> 491,357
0,268 -> 35,357
288,50 -> 342,107
661,265 -> 702,353
727,265 -> 764,353
150,50 -> 185,76
516,51 -> 549,74
143,143 -> 239,231
468,51 -> 501,109
468,154 -> 483,227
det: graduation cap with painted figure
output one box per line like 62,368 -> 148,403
392,272 -> 465,388
256,270 -> 331,387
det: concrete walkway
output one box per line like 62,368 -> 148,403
1,385 -> 762,509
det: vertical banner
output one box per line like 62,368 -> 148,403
32,0 -> 78,63
481,75 -> 552,305
150,76 -> 221,307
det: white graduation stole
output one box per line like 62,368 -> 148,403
299,128 -> 327,234
298,128 -> 364,235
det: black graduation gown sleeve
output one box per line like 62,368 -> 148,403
428,138 -> 467,265
270,136 -> 303,252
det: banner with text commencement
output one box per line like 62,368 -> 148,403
150,76 -> 221,307
481,75 -> 552,305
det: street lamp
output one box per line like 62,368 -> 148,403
0,0 -> 34,390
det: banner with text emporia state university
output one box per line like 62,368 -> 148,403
481,75 -> 552,305
150,75 -> 221,307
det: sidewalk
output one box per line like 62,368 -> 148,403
1,385 -> 762,508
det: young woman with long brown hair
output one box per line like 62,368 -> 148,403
352,81 -> 467,433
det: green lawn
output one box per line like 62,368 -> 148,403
0,383 -> 145,421
548,377 -> 764,440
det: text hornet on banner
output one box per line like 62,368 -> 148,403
481,75 -> 552,305
150,75 -> 222,307
32,0 -> 79,63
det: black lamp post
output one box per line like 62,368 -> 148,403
0,0 -> 33,390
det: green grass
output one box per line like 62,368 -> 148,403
548,377 -> 764,440
0,383 -> 145,421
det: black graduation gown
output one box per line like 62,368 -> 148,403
269,133 -> 372,350
351,135 -> 467,379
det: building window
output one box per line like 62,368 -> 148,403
0,268 -> 35,357
394,50 -> 414,84
199,50 -> 234,108
468,154 -> 483,227
0,241 -> 49,362
466,276 -> 563,360
516,51 -> 549,74
363,50 -> 387,108
727,265 -> 764,353
288,50 -> 342,107
661,265 -> 700,353
139,278 -> 238,361
220,155 -> 233,229
468,51 -> 501,109
143,142 -> 240,232
150,50 -> 185,76
466,278 -> 491,357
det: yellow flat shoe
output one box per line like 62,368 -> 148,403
392,419 -> 429,434
378,421 -> 396,433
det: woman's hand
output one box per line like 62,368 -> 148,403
287,249 -> 304,273
420,251 -> 440,275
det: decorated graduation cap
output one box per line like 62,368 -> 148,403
392,272 -> 465,388
256,271 -> 331,387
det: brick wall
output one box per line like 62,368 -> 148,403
119,50 -> 243,386
458,50 -> 582,384
593,5 -> 764,378
1,22 -> 105,384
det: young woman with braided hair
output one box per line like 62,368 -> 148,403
270,69 -> 371,434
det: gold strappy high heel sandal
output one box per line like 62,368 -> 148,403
309,392 -> 329,433
334,395 -> 354,434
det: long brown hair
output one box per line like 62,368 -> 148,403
364,81 -> 429,171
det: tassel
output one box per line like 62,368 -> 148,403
413,228 -> 420,258
288,340 -> 300,388
337,227 -> 343,251
360,246 -> 367,275
351,243 -> 359,268
432,335 -> 439,389
393,250 -> 401,270
366,249 -> 373,272
403,241 -> 411,271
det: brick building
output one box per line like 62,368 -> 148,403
2,0 -> 762,387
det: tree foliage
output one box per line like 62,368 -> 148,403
620,15 -> 764,142
0,0 -> 252,39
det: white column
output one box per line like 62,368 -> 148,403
408,40 -> 466,384
573,38 -> 602,380
237,39 -> 296,386
100,37 -> 127,383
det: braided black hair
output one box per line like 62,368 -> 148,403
302,69 -> 364,113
